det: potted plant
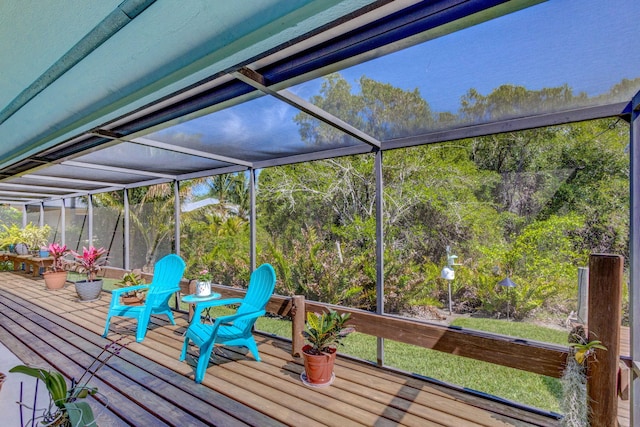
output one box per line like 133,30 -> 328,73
10,336 -> 127,426
71,246 -> 108,301
300,309 -> 354,386
43,243 -> 69,290
21,223 -> 51,256
117,271 -> 147,305
0,224 -> 25,253
195,268 -> 213,297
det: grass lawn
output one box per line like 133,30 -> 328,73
254,313 -> 567,414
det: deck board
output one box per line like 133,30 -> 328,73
0,272 -> 567,426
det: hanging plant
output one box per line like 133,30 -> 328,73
560,326 -> 607,427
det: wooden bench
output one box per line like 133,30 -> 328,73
25,256 -> 54,277
6,254 -> 33,273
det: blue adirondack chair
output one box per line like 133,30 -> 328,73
180,263 -> 276,383
103,254 -> 186,342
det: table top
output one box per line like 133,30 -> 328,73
181,293 -> 221,303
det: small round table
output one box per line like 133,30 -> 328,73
182,292 -> 221,323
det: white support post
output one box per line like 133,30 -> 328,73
174,180 -> 180,256
60,199 -> 66,246
88,194 -> 93,246
630,89 -> 640,426
124,189 -> 130,270
250,169 -> 256,272
375,149 -> 384,366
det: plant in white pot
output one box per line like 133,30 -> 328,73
195,268 -> 213,297
71,246 -> 108,302
43,243 -> 69,290
301,309 -> 354,387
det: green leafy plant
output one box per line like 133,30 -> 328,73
0,224 -> 25,249
569,339 -> 607,365
197,268 -> 213,283
21,223 -> 52,251
302,309 -> 355,355
10,336 -> 128,427
0,223 -> 51,252
117,271 -> 147,299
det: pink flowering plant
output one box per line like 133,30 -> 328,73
71,246 -> 108,282
47,242 -> 69,273
197,268 -> 213,283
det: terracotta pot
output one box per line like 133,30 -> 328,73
121,295 -> 144,305
302,345 -> 336,386
75,279 -> 103,301
43,270 -> 67,290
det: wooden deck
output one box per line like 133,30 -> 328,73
0,271 -> 568,426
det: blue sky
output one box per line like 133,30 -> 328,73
156,0 -> 640,148
293,0 -> 640,113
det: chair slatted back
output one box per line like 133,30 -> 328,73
145,254 -> 185,307
234,264 -> 276,331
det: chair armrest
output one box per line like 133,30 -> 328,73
191,299 -> 247,321
214,309 -> 265,326
108,285 -> 150,309
197,310 -> 266,333
194,297 -> 244,310
111,284 -> 150,297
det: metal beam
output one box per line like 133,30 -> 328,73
176,164 -> 248,181
233,67 -> 381,149
91,130 -> 254,167
0,190 -> 65,198
253,144 -> 374,169
385,103 -> 630,150
22,174 -> 123,188
0,199 -> 40,205
0,182 -> 86,193
62,160 -> 176,179
132,137 -> 253,167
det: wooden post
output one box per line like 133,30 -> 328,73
291,295 -> 305,357
587,254 -> 623,426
